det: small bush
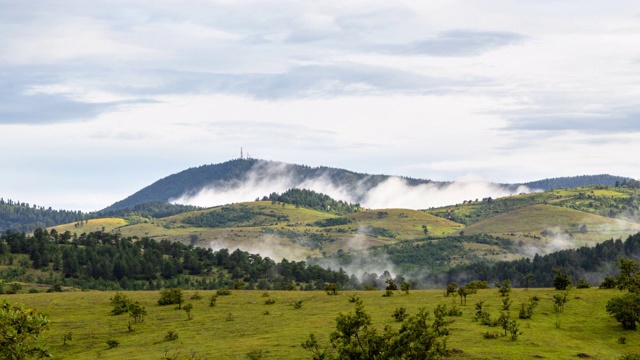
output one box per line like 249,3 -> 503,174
618,336 -> 627,344
110,292 -> 132,315
483,331 -> 500,339
576,279 -> 591,289
600,276 -> 617,289
382,289 -> 394,297
245,349 -> 264,360
265,298 -> 275,305
190,291 -> 202,300
165,330 -> 179,341
392,307 -> 407,322
217,287 -> 232,296
106,339 -> 119,349
158,288 -> 183,306
262,292 -> 270,297
348,294 -> 360,303
293,300 -> 303,309
28,288 -> 39,293
208,294 -> 218,307
46,284 -> 63,293
448,304 -> 463,317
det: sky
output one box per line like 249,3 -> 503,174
2,0 -> 640,212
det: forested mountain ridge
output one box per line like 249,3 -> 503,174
102,158 -> 436,211
520,174 -> 632,191
0,198 -> 85,233
104,158 -> 632,212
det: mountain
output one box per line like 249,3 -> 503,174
520,174 -> 631,191
102,158 -> 439,211
104,158 -> 633,213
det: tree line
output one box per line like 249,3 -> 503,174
0,229 -> 349,291
264,188 -> 361,215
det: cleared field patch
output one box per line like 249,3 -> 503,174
51,218 -> 128,234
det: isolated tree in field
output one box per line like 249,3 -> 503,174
401,281 -> 411,295
385,278 -> 398,291
606,293 -> 640,330
0,300 -> 50,359
445,282 -> 458,297
552,290 -> 570,313
524,273 -> 533,290
617,258 -> 640,293
553,268 -> 572,290
496,279 -> 511,297
458,286 -> 469,305
325,283 -> 339,295
158,288 -> 183,309
183,303 -> 193,320
128,302 -> 147,323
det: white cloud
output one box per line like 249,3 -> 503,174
2,1 -> 640,211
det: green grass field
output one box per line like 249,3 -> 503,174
7,288 -> 640,359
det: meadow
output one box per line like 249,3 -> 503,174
7,287 -> 640,359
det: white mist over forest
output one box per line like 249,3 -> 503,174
170,161 -> 533,209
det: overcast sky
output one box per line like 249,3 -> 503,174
2,0 -> 640,211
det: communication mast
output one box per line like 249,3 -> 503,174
240,147 -> 244,159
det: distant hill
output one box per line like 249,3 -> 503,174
520,174 -> 631,191
0,198 -> 84,232
102,158 -> 438,211
104,159 -> 634,212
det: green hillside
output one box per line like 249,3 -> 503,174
53,201 -> 463,261
427,185 -> 640,226
463,204 -> 640,247
7,288 -> 640,359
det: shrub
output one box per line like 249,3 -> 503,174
600,276 -> 617,289
190,291 -> 202,300
217,287 -> 232,296
392,307 -> 408,322
265,298 -> 275,305
158,288 -> 183,307
0,300 -> 50,358
208,294 -> 218,307
448,303 -> 463,317
106,339 -> 119,349
246,349 -> 264,360
165,330 -> 179,341
110,292 -> 132,315
483,331 -> 500,339
293,300 -> 303,309
382,289 -> 394,297
576,279 -> 591,289
519,297 -> 539,319
606,293 -> 640,330
348,294 -> 360,303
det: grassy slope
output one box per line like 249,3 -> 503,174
464,204 -> 640,247
426,186 -> 640,226
9,288 -> 640,360
50,202 -> 464,260
53,218 -> 129,234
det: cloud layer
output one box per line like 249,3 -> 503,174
2,1 -> 640,211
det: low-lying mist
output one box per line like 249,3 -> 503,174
170,160 -> 533,210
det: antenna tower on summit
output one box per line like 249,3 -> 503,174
240,147 -> 244,159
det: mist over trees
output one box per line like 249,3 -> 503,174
0,229 -> 349,291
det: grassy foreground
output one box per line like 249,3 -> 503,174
7,288 -> 640,359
